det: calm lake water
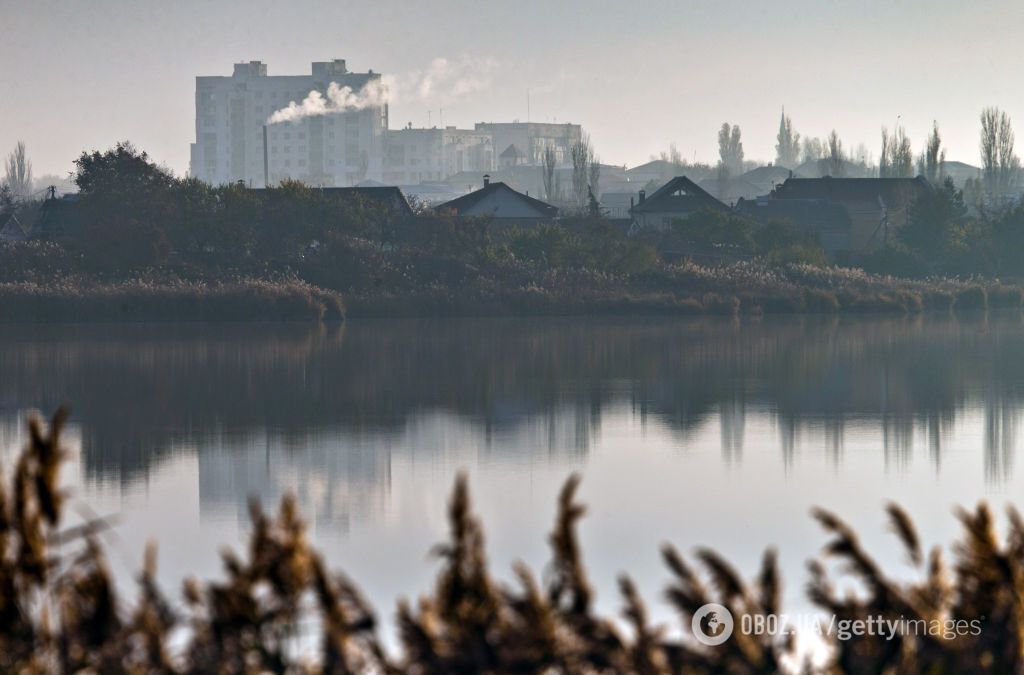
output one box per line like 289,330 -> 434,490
2,314 -> 1023,650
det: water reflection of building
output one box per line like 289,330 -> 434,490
195,404 -> 594,531
4,314 -> 1024,498
197,430 -> 392,532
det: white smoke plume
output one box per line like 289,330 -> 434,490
266,55 -> 495,125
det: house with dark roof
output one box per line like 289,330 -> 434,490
256,185 -> 414,219
768,176 -> 931,253
0,213 -> 29,242
628,176 -> 728,230
435,175 -> 558,225
737,197 -> 853,257
498,144 -> 526,168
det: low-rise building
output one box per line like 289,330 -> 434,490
435,175 -> 558,226
768,176 -> 931,253
628,176 -> 728,230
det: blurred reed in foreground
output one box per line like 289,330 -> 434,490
1,408 -> 1019,673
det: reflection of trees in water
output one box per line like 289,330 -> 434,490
2,314 -> 1024,488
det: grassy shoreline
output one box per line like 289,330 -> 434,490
346,277 -> 1022,318
0,277 -> 1018,323
0,278 -> 345,323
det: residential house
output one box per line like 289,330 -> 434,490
628,176 -> 728,230
700,165 -> 804,206
767,176 -> 931,254
737,196 -> 853,258
498,144 -> 526,168
435,175 -> 558,226
0,214 -> 28,242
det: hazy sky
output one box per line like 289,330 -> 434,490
3,0 -> 1024,179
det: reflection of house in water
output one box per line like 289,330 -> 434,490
196,403 -> 596,531
198,430 -> 392,532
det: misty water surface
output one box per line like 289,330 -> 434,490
1,314 -> 1022,646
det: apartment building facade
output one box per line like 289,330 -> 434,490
191,61 -> 584,188
474,122 -> 583,166
190,59 -> 387,187
383,126 -> 494,184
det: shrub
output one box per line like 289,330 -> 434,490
701,292 -> 739,314
987,284 -> 1024,309
803,287 -> 840,313
954,285 -> 988,311
923,289 -> 955,311
0,278 -> 344,323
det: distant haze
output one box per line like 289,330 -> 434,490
2,0 -> 1023,177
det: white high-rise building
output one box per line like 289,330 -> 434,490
190,59 -> 388,187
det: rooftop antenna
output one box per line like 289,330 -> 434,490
440,108 -> 444,127
428,110 -> 432,127
527,88 -> 530,122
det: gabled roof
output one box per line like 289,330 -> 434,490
257,185 -> 414,218
697,177 -> 763,204
771,176 -> 931,203
318,186 -> 414,217
793,158 -> 875,178
0,214 -> 28,241
435,181 -> 558,219
626,159 -> 680,174
499,144 -> 525,159
630,176 -> 728,214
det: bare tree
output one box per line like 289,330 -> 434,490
879,129 -> 891,177
880,125 -> 913,178
980,106 -> 1019,197
570,133 -> 595,210
717,123 -> 744,177
921,121 -> 945,183
588,156 -> 601,205
821,130 -> 846,177
657,143 -> 683,165
775,108 -> 801,167
542,145 -> 557,201
802,137 -> 824,165
4,141 -> 33,200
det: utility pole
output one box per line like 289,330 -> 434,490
263,124 -> 270,188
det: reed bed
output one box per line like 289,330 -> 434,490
1,407 -> 1020,673
0,278 -> 344,323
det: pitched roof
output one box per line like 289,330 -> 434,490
0,214 -> 28,241
257,185 -> 414,218
793,158 -> 874,179
630,176 -> 727,214
500,143 -> 525,159
771,176 -> 931,203
435,181 -> 558,218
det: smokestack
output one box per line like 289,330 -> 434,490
483,174 -> 490,187
638,189 -> 646,203
263,125 -> 269,188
